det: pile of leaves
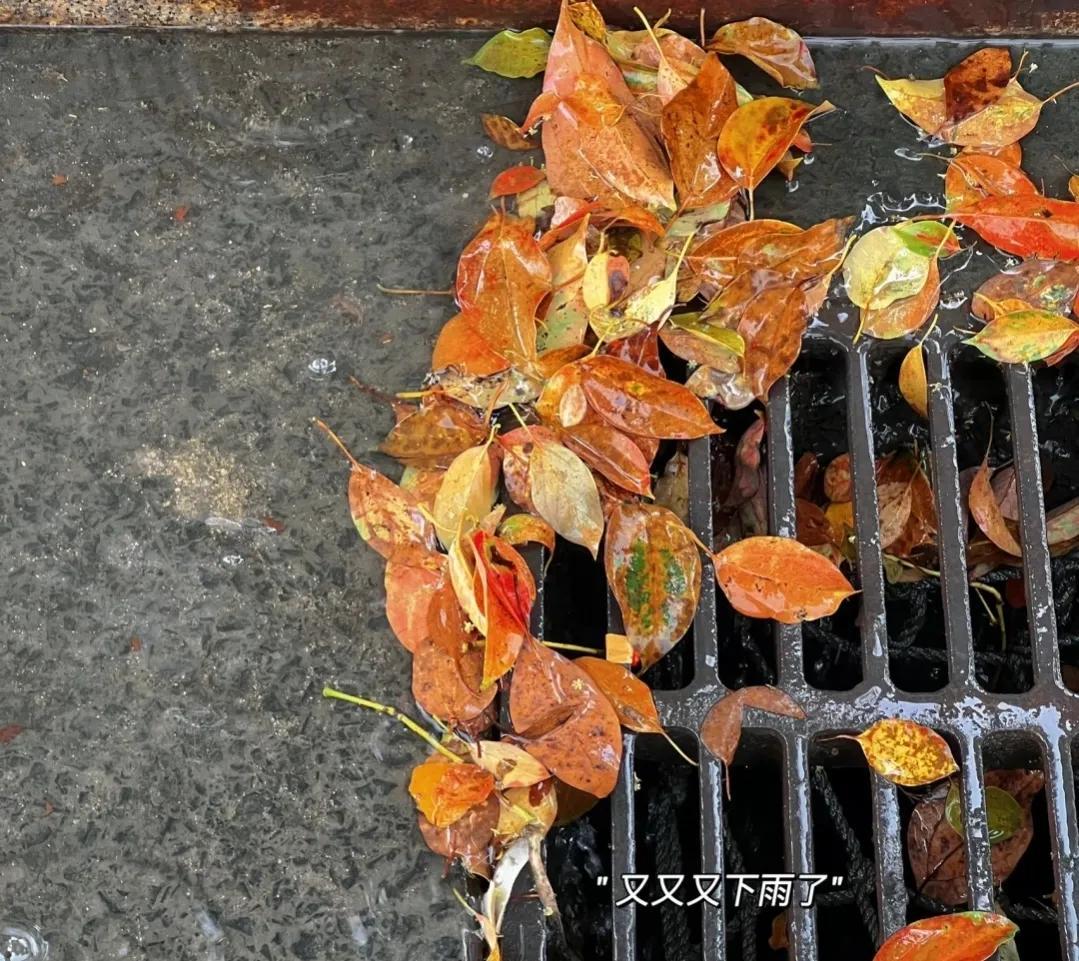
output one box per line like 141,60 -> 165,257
319,10 -> 1079,959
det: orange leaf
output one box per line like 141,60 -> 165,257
412,634 -> 497,726
455,212 -> 551,369
854,718 -> 958,787
409,759 -> 495,828
943,48 -> 1012,123
718,97 -> 832,191
604,503 -> 702,669
561,422 -> 654,496
969,457 -> 1022,557
711,535 -> 855,622
660,53 -> 739,210
708,17 -> 818,90
385,553 -> 445,652
489,165 -> 546,199
860,259 -> 940,340
949,196 -> 1079,261
380,395 -> 488,469
497,513 -> 556,552
872,912 -> 1017,961
737,282 -> 808,400
418,793 -> 499,876
700,686 -> 805,782
348,464 -> 439,564
575,657 -> 663,733
432,310 -> 513,376
578,355 -> 721,439
944,152 -> 1036,211
509,636 -> 622,797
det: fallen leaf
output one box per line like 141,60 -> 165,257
482,114 -> 536,151
966,307 -> 1079,363
419,793 -> 500,876
0,724 -> 24,744
943,47 -> 1012,123
409,759 -> 496,827
899,344 -> 930,419
971,260 -> 1079,320
949,196 -> 1079,261
604,502 -> 702,668
412,632 -> 497,725
711,535 -> 855,622
969,457 -> 1022,556
385,553 -> 446,652
944,152 -> 1037,211
471,530 -> 535,686
873,913 -> 1018,961
878,480 -> 915,550
464,27 -> 552,78
495,779 -> 560,840
497,513 -> 556,552
823,453 -> 852,502
709,17 -> 817,89
539,216 -> 591,351
509,636 -> 623,797
432,444 -> 500,547
489,165 -> 546,199
469,741 -> 551,788
718,97 -> 832,191
854,718 -> 958,787
860,259 -> 940,340
349,464 -> 439,563
380,396 -> 489,469
944,783 -> 1023,842
700,686 -> 805,782
726,414 -> 766,508
737,282 -> 808,399
660,53 -> 739,209
529,436 -> 604,555
844,222 -> 935,312
579,355 -> 722,438
575,656 -> 664,732
561,422 -> 654,496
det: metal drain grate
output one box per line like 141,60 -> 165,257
492,316 -> 1079,961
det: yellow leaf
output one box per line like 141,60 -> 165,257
469,740 -> 551,788
854,719 -> 958,787
899,344 -> 929,419
843,223 -> 933,311
530,438 -> 604,556
432,444 -> 500,546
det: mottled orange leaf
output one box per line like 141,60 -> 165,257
578,355 -> 722,439
711,535 -> 855,622
575,656 -> 664,733
561,422 -> 653,496
385,553 -> 445,652
944,152 -> 1036,211
972,261 -> 1079,320
497,513 -> 556,552
380,396 -> 488,469
482,113 -> 536,150
737,282 -> 808,400
854,719 -> 958,787
660,53 -> 739,210
349,464 -> 439,564
969,457 -> 1022,556
604,503 -> 702,668
509,636 -> 622,797
872,912 -> 1017,961
949,196 -> 1079,261
409,759 -> 496,828
418,793 -> 499,876
718,97 -> 832,191
708,17 -> 818,90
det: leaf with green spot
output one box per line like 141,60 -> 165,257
945,783 -> 1023,843
966,308 -> 1079,363
604,502 -> 702,669
464,28 -> 552,78
892,220 -> 960,258
843,223 -> 935,311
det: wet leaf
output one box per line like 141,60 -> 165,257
495,779 -> 560,840
380,396 -> 489,469
708,17 -> 817,90
972,260 -> 1079,320
891,220 -> 961,258
718,97 -> 832,190
349,464 -> 439,564
509,636 -> 623,797
878,480 -> 914,550
943,47 -> 1012,123
409,759 -> 496,827
575,656 -> 664,732
482,113 -> 536,151
561,422 -> 653,496
0,724 -> 24,745
529,436 -> 604,556
949,196 -> 1079,261
660,53 -> 739,209
944,152 -> 1037,211
471,531 -> 536,686
879,453 -> 938,558
823,453 -> 852,502
433,444 -> 500,547
465,27 -> 552,78
452,212 -> 551,371
497,513 -> 556,552
470,741 -> 550,788
419,793 -> 499,876
969,457 -> 1022,556
489,165 -> 546,199
385,553 -> 445,652
604,503 -> 702,668
412,632 -> 497,725
579,355 -> 722,439
966,308 -> 1079,363
854,718 -> 958,787
539,216 -> 591,351
844,223 -> 935,311
908,769 -> 1045,904
726,414 -> 766,508
899,344 -> 930,419
872,913 -> 1018,961
860,258 -> 940,340
711,535 -> 856,622
738,282 -> 808,400
944,783 -> 1023,842
700,686 -> 805,771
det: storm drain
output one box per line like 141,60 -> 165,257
493,316 -> 1079,961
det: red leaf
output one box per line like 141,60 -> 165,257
943,48 -> 1012,123
950,196 -> 1079,261
489,165 -> 546,199
872,912 -> 1017,961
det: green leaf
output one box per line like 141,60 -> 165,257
893,220 -> 959,258
966,309 -> 1079,363
945,783 -> 1024,844
669,313 -> 746,355
463,28 -> 551,79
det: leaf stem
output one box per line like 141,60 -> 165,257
322,686 -> 463,763
542,641 -> 603,654
661,729 -> 700,767
377,283 -> 454,296
313,418 -> 361,470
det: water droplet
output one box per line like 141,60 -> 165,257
1,923 -> 48,961
222,554 -> 244,567
396,133 -> 414,151
802,154 -> 815,167
785,179 -> 800,193
476,144 -> 494,159
307,355 -> 337,379
941,290 -> 969,310
894,147 -> 925,162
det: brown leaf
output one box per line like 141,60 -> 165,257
943,47 -> 1012,123
561,422 -> 654,496
419,793 -> 499,876
700,686 -> 805,780
380,396 -> 488,469
509,636 -> 623,797
907,769 -> 1044,905
737,282 -> 808,400
708,17 -> 818,90
823,453 -> 852,503
575,656 -> 663,733
482,113 -> 536,151
412,634 -> 497,725
972,260 -> 1079,321
725,413 -> 766,508
969,456 -> 1022,557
